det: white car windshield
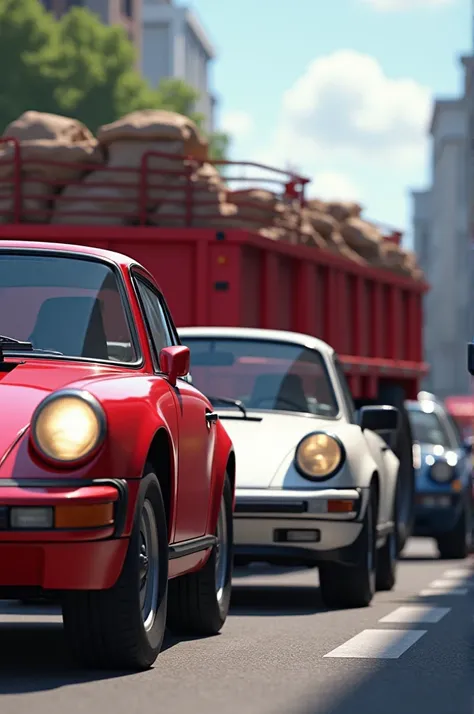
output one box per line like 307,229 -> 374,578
185,337 -> 338,417
0,251 -> 136,363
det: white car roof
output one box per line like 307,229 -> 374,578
177,326 -> 335,358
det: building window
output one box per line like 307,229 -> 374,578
123,0 -> 133,17
66,0 -> 84,7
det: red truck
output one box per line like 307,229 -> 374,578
0,139 -> 428,549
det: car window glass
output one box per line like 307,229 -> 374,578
135,279 -> 173,361
444,411 -> 463,448
407,408 -> 451,448
0,253 -> 136,363
183,337 -> 339,417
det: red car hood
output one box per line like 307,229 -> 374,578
0,359 -> 117,458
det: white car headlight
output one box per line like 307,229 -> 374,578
295,432 -> 344,479
31,390 -> 106,464
429,460 -> 454,484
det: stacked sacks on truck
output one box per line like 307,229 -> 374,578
0,111 -> 100,223
53,110 -> 208,225
0,108 -> 424,280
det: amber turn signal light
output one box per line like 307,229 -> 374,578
327,499 -> 355,513
55,502 -> 114,529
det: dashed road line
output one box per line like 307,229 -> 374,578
323,629 -> 427,659
419,587 -> 468,596
430,579 -> 471,589
443,569 -> 473,578
379,606 -> 451,624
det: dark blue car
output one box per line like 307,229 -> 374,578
406,392 -> 473,559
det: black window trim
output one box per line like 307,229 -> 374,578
130,268 -> 177,374
332,354 -> 356,423
184,335 -> 341,420
0,247 -> 143,369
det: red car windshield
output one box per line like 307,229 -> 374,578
185,337 -> 339,417
0,251 -> 136,363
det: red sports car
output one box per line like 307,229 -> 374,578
0,240 -> 235,670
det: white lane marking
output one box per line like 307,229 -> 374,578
379,606 -> 451,624
443,569 -> 473,578
419,588 -> 468,596
429,579 -> 471,589
323,629 -> 426,659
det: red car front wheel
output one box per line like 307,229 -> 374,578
62,469 -> 169,671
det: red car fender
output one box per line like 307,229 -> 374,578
205,419 -> 236,537
6,375 -> 181,539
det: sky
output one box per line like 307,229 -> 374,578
181,0 -> 471,244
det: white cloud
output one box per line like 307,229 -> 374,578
361,0 -> 453,9
260,49 -> 431,171
309,171 -> 362,202
220,110 -> 254,138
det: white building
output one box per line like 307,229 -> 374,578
142,0 -> 216,133
411,57 -> 472,398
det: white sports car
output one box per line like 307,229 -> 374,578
179,327 -> 401,608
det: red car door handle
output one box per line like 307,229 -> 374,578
206,412 -> 218,424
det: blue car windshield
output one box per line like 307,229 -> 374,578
407,407 -> 451,448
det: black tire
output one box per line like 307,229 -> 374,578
167,474 -> 233,636
376,490 -> 398,591
437,505 -> 471,560
62,469 -> 169,671
319,488 -> 377,608
378,384 -> 415,552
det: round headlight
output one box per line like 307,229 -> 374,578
295,432 -> 344,479
429,460 -> 454,484
32,391 -> 106,464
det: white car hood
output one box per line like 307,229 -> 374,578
219,411 -> 342,488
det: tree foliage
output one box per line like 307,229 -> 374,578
0,0 -> 230,157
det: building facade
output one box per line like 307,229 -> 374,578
411,58 -> 471,398
40,0 -> 142,66
142,0 -> 216,133
41,0 -> 216,134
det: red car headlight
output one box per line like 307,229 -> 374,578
31,389 -> 107,466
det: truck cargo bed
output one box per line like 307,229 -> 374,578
0,138 -> 428,398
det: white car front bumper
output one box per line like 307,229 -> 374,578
233,487 -> 369,564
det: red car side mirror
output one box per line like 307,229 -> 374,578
159,345 -> 190,387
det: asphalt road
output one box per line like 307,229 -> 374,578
0,538 -> 472,714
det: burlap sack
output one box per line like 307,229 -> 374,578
229,189 -> 281,224
306,198 -> 327,213
150,163 -> 228,225
187,202 -> 239,228
0,139 -> 101,181
258,226 -> 289,241
52,171 -> 138,225
3,111 -> 94,143
299,222 -> 328,250
0,181 -> 53,224
325,201 -> 362,223
340,217 -> 382,259
378,241 -> 406,271
97,110 -> 208,160
304,207 -> 339,239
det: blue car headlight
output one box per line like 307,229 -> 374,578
429,460 -> 455,484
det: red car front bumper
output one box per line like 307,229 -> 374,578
0,478 -> 135,590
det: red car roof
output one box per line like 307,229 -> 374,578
0,240 -> 137,271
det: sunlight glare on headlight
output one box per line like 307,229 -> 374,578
34,396 -> 102,462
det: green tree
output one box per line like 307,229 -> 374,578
0,0 -> 60,128
0,0 -> 230,159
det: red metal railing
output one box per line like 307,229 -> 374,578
0,137 -> 310,228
